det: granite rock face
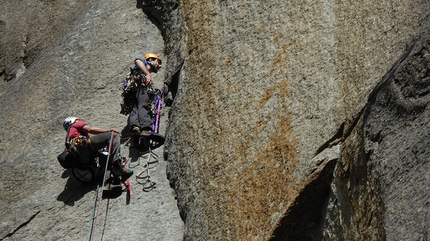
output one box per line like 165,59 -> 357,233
361,34 -> 429,240
0,0 -> 429,241
161,0 -> 429,240
0,1 -> 183,240
271,30 -> 430,241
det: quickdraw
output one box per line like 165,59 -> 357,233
150,88 -> 163,134
68,135 -> 94,151
119,70 -> 146,116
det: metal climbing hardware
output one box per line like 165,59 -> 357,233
71,135 -> 87,147
119,75 -> 140,115
66,135 -> 89,154
119,60 -> 148,115
150,88 -> 163,134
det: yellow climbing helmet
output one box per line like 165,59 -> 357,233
144,53 -> 162,64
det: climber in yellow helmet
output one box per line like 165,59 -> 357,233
134,53 -> 162,86
126,53 -> 164,140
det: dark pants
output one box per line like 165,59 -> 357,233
78,132 -> 121,165
128,86 -> 152,131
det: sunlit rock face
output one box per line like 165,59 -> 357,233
162,1 -> 429,240
0,1 -> 182,240
0,0 -> 428,240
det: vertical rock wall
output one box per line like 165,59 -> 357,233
162,0 -> 430,240
0,0 -> 428,240
0,1 -> 185,240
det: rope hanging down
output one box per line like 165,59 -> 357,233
86,131 -> 114,241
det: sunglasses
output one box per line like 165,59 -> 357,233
148,58 -> 162,65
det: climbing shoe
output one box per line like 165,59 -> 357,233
102,177 -> 123,198
104,179 -> 122,191
131,125 -> 140,136
147,133 -> 165,150
112,161 -> 133,179
140,129 -> 153,137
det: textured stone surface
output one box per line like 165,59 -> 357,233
1,0 -> 429,240
163,0 -> 429,240
274,30 -> 430,241
0,0 -> 183,240
362,32 -> 429,240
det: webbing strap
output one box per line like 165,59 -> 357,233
87,138 -> 95,151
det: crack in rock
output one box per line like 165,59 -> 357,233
1,210 -> 40,240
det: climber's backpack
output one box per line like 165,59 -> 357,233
57,150 -> 80,169
57,135 -> 92,169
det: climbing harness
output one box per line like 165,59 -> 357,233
69,135 -> 95,151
